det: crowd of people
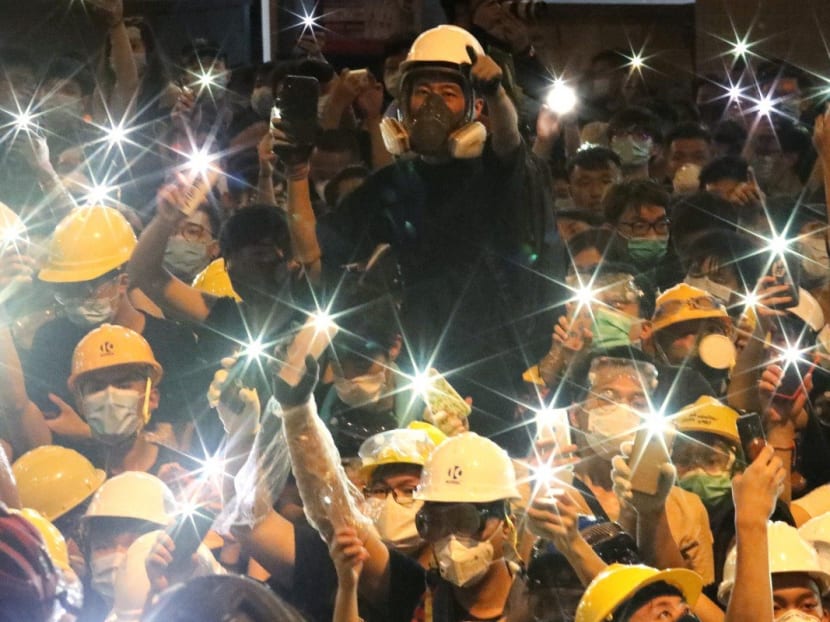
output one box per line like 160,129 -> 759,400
2,0 -> 830,620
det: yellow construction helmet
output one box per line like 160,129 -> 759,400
651,283 -> 730,333
12,445 -> 106,521
674,396 -> 740,446
407,421 -> 448,448
192,257 -> 241,301
576,563 -> 703,622
39,205 -> 137,283
12,508 -> 70,571
359,427 -> 440,481
67,323 -> 163,392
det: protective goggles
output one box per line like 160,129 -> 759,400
415,501 -> 505,541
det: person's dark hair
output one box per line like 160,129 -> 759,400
566,227 -> 625,261
590,49 -> 628,70
613,581 -> 684,622
224,149 -> 261,201
678,229 -> 766,290
314,128 -> 362,158
757,59 -> 814,92
711,120 -> 747,156
219,205 -> 290,258
181,38 -> 226,67
43,56 -> 94,96
142,575 -> 308,622
698,155 -> 749,188
775,120 -> 815,183
602,180 -> 670,224
608,106 -> 663,143
324,165 -> 371,209
665,122 -> 711,149
566,147 -> 622,177
669,191 -> 738,253
196,201 -> 222,239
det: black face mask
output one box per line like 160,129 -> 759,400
407,91 -> 462,157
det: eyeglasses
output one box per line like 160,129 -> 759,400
53,272 -> 120,304
363,484 -> 418,507
415,502 -> 504,541
652,295 -> 724,322
617,218 -> 670,237
175,222 -> 212,242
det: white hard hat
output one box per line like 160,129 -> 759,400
106,530 -> 156,622
84,472 -> 175,527
787,289 -> 825,333
719,521 -> 830,603
414,432 -> 520,503
800,512 -> 830,577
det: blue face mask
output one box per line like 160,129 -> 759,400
627,237 -> 668,264
591,306 -> 635,349
678,469 -> 732,508
163,238 -> 211,282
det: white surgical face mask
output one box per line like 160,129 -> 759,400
775,610 -> 821,622
83,386 -> 143,444
611,135 -> 652,167
800,237 -> 829,281
684,275 -> 733,306
585,403 -> 642,459
365,496 -> 424,553
91,550 -> 126,602
333,371 -> 386,407
62,294 -> 117,327
163,238 -> 211,282
434,534 -> 495,588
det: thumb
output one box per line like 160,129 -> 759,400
658,462 -> 677,492
465,45 -> 478,65
48,393 -> 72,412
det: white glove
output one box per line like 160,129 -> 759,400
207,357 -> 260,436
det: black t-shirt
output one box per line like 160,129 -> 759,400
24,312 -> 205,428
326,143 -> 552,449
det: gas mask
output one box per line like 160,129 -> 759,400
611,135 -> 652,167
250,86 -> 273,119
82,385 -> 146,445
585,404 -> 641,460
380,91 -> 486,159
365,496 -> 424,553
91,550 -> 126,602
434,533 -> 495,588
163,238 -> 211,282
62,294 -> 118,327
333,370 -> 386,408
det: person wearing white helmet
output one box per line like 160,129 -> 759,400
79,471 -> 176,618
324,24 -> 551,452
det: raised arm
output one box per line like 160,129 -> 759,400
466,46 -> 521,159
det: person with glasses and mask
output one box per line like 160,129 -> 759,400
161,202 -> 221,285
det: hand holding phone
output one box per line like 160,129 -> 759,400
629,427 -> 674,496
165,505 -> 218,571
736,412 -> 766,464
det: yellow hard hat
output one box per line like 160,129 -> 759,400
68,323 -> 163,392
674,396 -> 740,446
359,427 -> 440,481
407,421 -> 448,448
576,563 -> 703,622
12,508 -> 70,570
12,445 -> 106,521
39,205 -> 137,283
192,257 -> 241,301
651,283 -> 730,333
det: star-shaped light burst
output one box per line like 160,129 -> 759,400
186,147 -> 215,177
85,183 -> 115,206
731,35 -> 751,59
545,79 -> 577,116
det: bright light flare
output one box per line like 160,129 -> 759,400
241,338 -> 266,361
628,53 -> 644,71
85,184 -> 113,205
727,85 -> 743,102
186,148 -> 213,176
310,309 -> 336,333
0,223 -> 26,247
780,345 -> 808,369
201,455 -> 226,480
13,110 -> 34,132
300,8 -> 319,30
756,94 -> 775,117
106,123 -> 127,146
740,290 -> 760,309
545,80 -> 577,115
731,36 -> 750,59
196,70 -> 220,89
766,234 -> 791,256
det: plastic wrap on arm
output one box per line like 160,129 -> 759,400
214,397 -> 292,534
280,396 -> 372,543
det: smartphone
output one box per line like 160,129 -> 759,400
272,75 -> 320,149
348,68 -> 371,89
629,427 -> 673,496
277,315 -> 339,387
166,505 -> 218,569
423,369 -> 472,419
767,256 -> 800,309
535,407 -> 572,448
179,167 -> 219,217
736,411 -> 766,464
